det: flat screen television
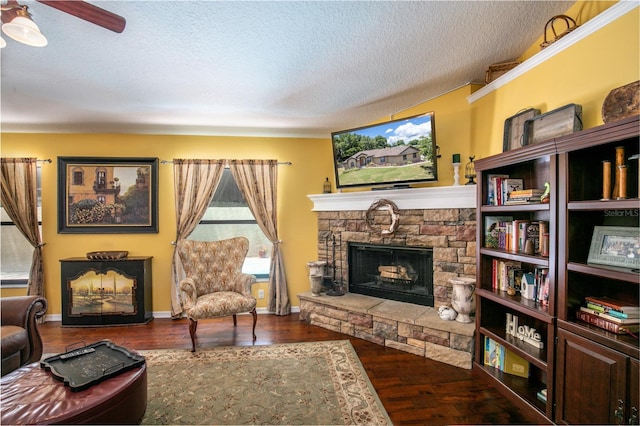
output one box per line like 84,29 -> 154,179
331,112 -> 438,189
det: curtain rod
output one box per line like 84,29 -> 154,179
160,160 -> 291,165
38,159 -> 52,163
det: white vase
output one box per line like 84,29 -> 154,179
309,274 -> 323,296
450,277 -> 476,323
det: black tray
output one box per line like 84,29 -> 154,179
40,340 -> 145,392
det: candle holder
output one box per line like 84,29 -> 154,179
612,146 -> 625,199
601,160 -> 611,200
453,162 -> 461,186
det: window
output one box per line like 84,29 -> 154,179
189,169 -> 271,279
1,166 -> 42,287
72,169 -> 83,185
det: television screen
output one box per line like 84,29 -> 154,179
331,112 -> 437,189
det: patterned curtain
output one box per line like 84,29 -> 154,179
229,159 -> 290,315
0,158 -> 45,297
171,159 -> 225,317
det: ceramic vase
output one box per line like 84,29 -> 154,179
450,277 -> 476,323
309,274 -> 323,296
306,261 -> 326,277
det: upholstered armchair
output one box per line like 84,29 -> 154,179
1,296 -> 47,376
177,237 -> 257,352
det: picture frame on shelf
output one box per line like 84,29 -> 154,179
503,108 -> 540,152
587,226 -> 640,269
57,157 -> 159,234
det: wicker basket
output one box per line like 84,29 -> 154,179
485,61 -> 520,84
86,251 -> 129,260
540,15 -> 578,49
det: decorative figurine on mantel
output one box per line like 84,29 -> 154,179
322,177 -> 331,194
465,156 -> 476,185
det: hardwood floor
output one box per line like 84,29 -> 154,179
38,313 -> 541,425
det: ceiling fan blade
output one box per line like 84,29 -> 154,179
36,0 -> 126,33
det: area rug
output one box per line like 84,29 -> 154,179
139,340 -> 392,425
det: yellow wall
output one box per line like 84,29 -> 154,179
519,1 -> 617,61
471,3 -> 639,158
2,2 -> 637,318
384,84 -> 483,187
0,134 -> 332,315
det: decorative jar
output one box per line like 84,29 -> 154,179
450,277 -> 476,323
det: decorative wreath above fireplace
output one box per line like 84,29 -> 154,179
365,199 -> 400,235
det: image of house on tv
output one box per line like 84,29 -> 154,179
343,145 -> 421,169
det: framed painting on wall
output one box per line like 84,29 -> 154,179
58,157 -> 159,234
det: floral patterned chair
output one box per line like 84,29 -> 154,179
177,237 -> 257,352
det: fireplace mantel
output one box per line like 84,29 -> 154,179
307,185 -> 476,211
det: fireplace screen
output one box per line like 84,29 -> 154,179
348,243 -> 433,306
67,269 -> 136,316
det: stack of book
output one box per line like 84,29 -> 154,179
505,188 -> 546,205
487,174 -> 523,206
576,296 -> 640,335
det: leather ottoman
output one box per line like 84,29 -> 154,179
1,361 -> 147,425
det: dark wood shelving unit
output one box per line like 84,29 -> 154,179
475,138 -> 557,422
475,115 -> 640,423
555,115 -> 639,425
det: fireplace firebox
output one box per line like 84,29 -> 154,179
348,243 -> 433,306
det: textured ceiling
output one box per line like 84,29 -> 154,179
0,1 -> 574,138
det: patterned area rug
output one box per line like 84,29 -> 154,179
140,340 -> 391,425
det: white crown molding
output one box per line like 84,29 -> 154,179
308,185 -> 477,211
467,1 -> 639,104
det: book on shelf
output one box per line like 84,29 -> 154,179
504,197 -> 542,205
508,268 -> 525,291
575,309 -> 640,334
500,178 -> 524,206
584,296 -> 640,315
526,222 -> 541,254
537,268 -> 550,306
484,336 -> 530,378
487,174 -> 509,205
509,189 -> 546,198
579,306 -> 640,325
537,388 -> 547,404
492,259 -> 522,291
585,302 -> 639,319
485,216 -> 513,249
538,221 -> 548,255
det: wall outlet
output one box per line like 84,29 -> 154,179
258,289 -> 265,299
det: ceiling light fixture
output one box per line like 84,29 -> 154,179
1,0 -> 47,47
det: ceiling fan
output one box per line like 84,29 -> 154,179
1,0 -> 125,47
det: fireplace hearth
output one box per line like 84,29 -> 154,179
348,242 -> 433,307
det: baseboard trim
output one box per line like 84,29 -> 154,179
44,305 -> 300,323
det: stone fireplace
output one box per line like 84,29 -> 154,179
309,186 -> 477,309
300,186 -> 478,368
